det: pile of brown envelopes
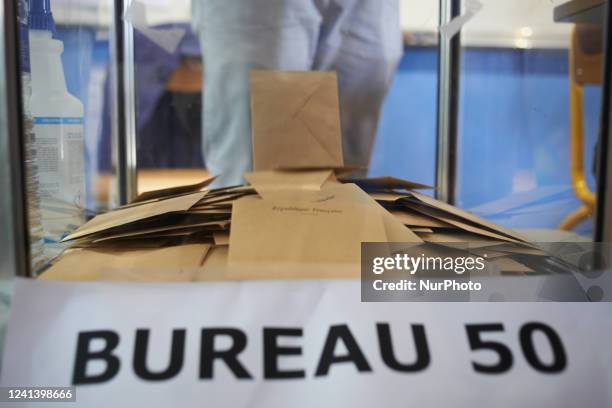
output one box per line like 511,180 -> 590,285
42,169 -> 545,281
41,70 -> 546,282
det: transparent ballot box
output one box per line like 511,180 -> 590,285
1,1 -> 612,407
0,1 -> 609,282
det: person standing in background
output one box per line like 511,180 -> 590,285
192,0 -> 402,187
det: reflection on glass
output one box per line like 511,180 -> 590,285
458,0 -> 602,241
371,0 -> 439,188
21,0 -> 444,271
128,0 -> 429,191
192,0 -> 403,187
30,0 -> 86,263
18,0 -> 45,273
19,0 -> 115,271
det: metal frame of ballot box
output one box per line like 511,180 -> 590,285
596,0 -> 612,244
1,0 -> 30,279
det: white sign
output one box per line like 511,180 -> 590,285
2,278 -> 612,407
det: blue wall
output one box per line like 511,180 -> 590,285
370,47 -> 438,187
371,46 -> 600,235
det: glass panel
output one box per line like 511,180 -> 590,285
458,0 -> 604,241
1,0 -> 18,356
128,0 -> 439,192
370,0 -> 440,188
19,0 -> 116,272
129,0 -> 203,194
18,0 -> 441,277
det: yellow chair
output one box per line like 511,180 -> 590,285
559,25 -> 602,231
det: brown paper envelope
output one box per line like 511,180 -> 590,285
369,192 -> 412,202
187,208 -> 232,215
76,212 -> 227,240
91,220 -> 229,243
134,176 -> 215,203
409,203 -> 525,244
72,232 -> 217,248
63,191 -> 208,241
244,169 -> 335,199
213,231 -> 230,246
205,245 -> 359,281
228,197 -> 386,266
117,190 -> 208,210
196,246 -> 230,281
200,203 -> 233,210
39,248 -> 106,281
389,209 -> 453,228
100,244 -> 211,281
483,245 -> 547,256
226,262 -> 359,280
207,185 -> 256,196
416,231 -> 504,245
191,192 -> 250,207
410,227 -> 433,233
94,230 -> 196,244
203,248 -> 356,281
40,244 -> 211,282
381,211 -> 422,242
319,183 -> 422,243
250,70 -> 343,170
71,236 -> 175,248
409,191 -> 530,243
342,176 -> 433,191
250,187 -> 340,203
258,182 -> 421,242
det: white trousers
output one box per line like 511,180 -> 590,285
192,0 -> 402,187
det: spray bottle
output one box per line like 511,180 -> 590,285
29,0 -> 85,258
19,0 -> 46,273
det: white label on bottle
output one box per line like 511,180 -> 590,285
33,116 -> 85,236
